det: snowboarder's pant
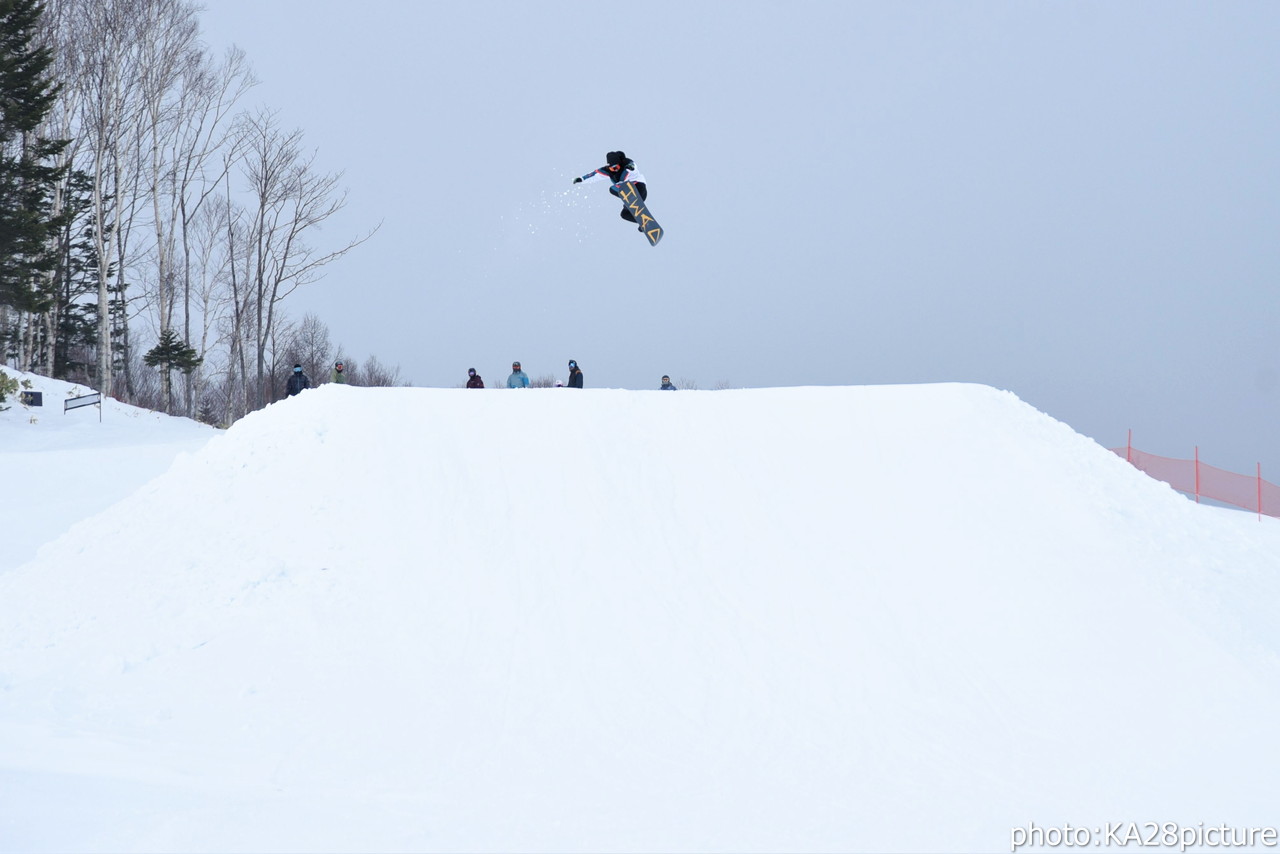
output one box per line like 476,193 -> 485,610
618,182 -> 648,222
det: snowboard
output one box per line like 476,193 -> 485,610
612,181 -> 663,246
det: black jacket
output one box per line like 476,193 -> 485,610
568,368 -> 583,388
286,371 -> 311,396
577,160 -> 647,200
466,374 -> 484,388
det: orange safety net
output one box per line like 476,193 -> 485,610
1110,444 -> 1279,518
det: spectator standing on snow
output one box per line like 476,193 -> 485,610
507,361 -> 530,389
286,364 -> 311,397
567,359 -> 583,388
330,361 -> 347,384
466,368 -> 484,388
660,375 -> 676,390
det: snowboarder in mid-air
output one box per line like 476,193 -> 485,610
571,150 -> 662,245
572,151 -> 646,223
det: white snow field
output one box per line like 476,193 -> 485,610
2,377 -> 1279,853
0,371 -> 217,574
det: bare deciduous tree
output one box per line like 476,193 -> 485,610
530,374 -> 557,388
137,16 -> 254,415
64,0 -> 152,397
18,0 -> 375,424
285,312 -> 332,384
237,107 -> 375,408
357,355 -> 405,387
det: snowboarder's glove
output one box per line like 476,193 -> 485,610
572,177 -> 582,184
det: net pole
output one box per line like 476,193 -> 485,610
1195,446 -> 1200,504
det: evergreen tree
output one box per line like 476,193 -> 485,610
50,170 -> 99,381
20,169 -> 99,379
0,0 -> 67,316
144,328 -> 201,414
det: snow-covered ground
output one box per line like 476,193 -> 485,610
0,371 -> 218,574
1,373 -> 1278,853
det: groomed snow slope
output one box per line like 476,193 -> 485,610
1,383 -> 1278,853
0,368 -> 216,573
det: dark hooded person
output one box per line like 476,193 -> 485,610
571,150 -> 649,228
285,364 -> 311,397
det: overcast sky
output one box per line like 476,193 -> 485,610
197,1 -> 1279,477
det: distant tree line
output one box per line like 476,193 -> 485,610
0,0 -> 383,425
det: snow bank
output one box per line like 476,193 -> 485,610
0,368 -> 216,575
1,383 -> 1277,852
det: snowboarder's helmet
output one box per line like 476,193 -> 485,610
468,368 -> 476,375
335,361 -> 343,368
293,364 -> 302,372
513,361 -> 521,368
569,360 -> 577,368
606,150 -> 627,167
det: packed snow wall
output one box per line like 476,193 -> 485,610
1,383 -> 1278,853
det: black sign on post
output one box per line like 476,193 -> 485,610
19,391 -> 42,407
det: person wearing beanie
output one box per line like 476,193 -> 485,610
330,360 -> 347,384
506,361 -> 530,389
570,150 -> 649,228
567,359 -> 584,389
285,363 -> 311,397
466,368 -> 484,389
